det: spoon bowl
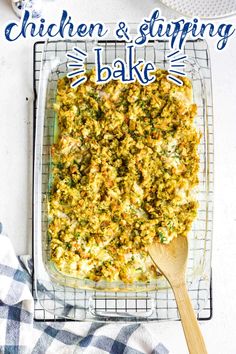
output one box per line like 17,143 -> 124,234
148,236 -> 207,354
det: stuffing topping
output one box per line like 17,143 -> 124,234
48,68 -> 200,283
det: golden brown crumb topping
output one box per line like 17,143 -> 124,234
48,68 -> 200,283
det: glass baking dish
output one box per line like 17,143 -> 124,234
33,39 -> 213,321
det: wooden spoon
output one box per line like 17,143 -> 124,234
148,236 -> 207,354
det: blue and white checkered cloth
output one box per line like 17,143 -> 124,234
0,229 -> 169,354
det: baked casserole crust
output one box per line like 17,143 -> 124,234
48,69 -> 200,283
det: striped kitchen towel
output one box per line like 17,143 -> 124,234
0,227 -> 169,354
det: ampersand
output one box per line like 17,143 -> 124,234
116,22 -> 130,41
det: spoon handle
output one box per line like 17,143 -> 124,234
173,282 -> 208,354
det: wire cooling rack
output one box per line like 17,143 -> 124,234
33,39 -> 213,322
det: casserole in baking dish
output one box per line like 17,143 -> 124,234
48,69 -> 200,284
34,40 -> 212,297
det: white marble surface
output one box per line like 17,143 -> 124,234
0,0 -> 236,353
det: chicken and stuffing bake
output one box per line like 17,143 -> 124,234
48,68 -> 200,283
